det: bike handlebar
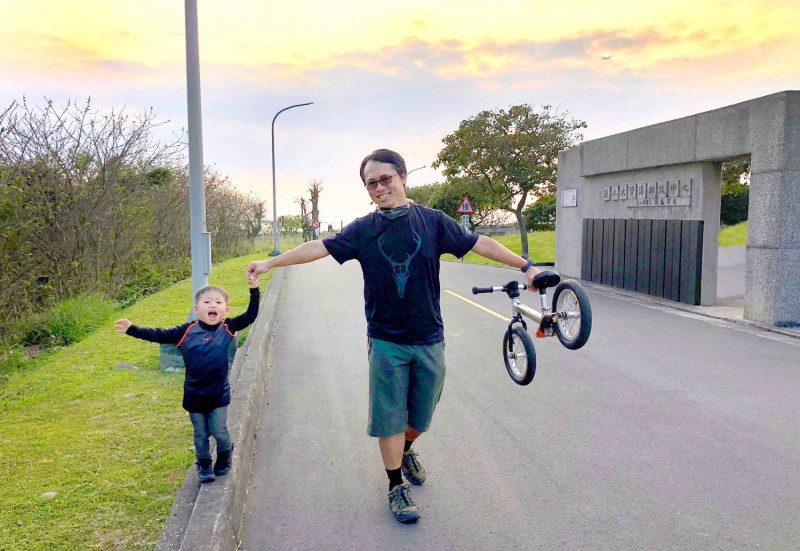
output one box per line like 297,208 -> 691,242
472,286 -> 496,294
472,283 -> 529,295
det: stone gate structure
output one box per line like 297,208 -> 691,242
555,90 -> 799,326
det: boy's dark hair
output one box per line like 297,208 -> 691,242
194,285 -> 229,305
359,149 -> 407,183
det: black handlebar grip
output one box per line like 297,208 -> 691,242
472,286 -> 494,294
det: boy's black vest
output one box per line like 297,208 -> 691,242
177,321 -> 234,412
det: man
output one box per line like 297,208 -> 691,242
246,149 -> 540,523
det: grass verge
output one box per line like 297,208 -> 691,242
0,252 -> 272,551
719,221 -> 748,247
444,231 -> 556,267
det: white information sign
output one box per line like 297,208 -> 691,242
562,189 -> 578,208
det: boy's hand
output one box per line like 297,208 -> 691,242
114,318 -> 133,334
247,274 -> 260,289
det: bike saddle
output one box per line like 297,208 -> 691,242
531,270 -> 561,290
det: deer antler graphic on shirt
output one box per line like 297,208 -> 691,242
378,231 -> 422,298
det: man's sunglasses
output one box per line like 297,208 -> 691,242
364,175 -> 393,190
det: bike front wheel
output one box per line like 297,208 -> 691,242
502,326 -> 536,385
551,280 -> 592,350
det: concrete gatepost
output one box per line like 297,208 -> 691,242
744,94 -> 800,326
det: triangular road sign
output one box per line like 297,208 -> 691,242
456,195 -> 475,214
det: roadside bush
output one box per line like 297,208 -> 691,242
15,294 -> 118,348
523,194 -> 557,231
0,346 -> 26,383
720,187 -> 749,226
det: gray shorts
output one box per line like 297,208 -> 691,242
367,337 -> 446,438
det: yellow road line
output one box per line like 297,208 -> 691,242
444,289 -> 511,321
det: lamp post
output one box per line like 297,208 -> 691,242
407,165 -> 426,175
184,0 -> 210,297
269,102 -> 314,256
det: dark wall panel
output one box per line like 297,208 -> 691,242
637,220 -> 652,294
591,218 -> 603,283
624,219 -> 638,291
602,219 -> 614,286
581,217 -> 704,305
613,219 -> 625,288
667,220 -> 682,302
582,218 -> 592,281
650,219 -> 666,298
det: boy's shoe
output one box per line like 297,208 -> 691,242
197,458 -> 215,483
388,483 -> 420,523
401,449 -> 427,485
214,444 -> 234,476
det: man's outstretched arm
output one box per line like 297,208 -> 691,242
469,234 -> 540,287
246,240 -> 330,281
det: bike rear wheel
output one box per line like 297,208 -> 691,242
551,280 -> 592,350
502,326 -> 536,385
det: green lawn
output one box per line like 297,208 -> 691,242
719,221 -> 748,247
444,231 -> 556,266
0,252 -> 272,551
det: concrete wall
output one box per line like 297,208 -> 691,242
556,90 -> 800,325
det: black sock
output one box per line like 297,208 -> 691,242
386,467 -> 403,490
404,440 -> 414,453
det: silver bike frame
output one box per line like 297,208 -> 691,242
488,283 -> 550,324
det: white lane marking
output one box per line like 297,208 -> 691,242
444,289 -> 511,321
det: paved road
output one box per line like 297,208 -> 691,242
241,257 -> 799,550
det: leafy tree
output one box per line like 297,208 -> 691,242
406,178 -> 502,227
280,214 -> 304,235
719,160 -> 750,226
433,104 -> 585,257
523,193 -> 557,231
721,160 -> 750,195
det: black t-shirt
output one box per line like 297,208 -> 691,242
323,204 -> 478,345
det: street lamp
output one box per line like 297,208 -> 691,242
269,102 -> 314,256
407,165 -> 426,175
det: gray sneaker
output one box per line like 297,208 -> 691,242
402,449 -> 427,485
388,483 -> 420,523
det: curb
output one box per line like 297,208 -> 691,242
156,268 -> 287,551
577,279 -> 800,341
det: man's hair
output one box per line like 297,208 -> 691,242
359,149 -> 407,183
194,285 -> 229,305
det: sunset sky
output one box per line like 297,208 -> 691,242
1,0 -> 797,225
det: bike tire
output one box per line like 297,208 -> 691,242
502,326 -> 536,385
551,279 -> 592,350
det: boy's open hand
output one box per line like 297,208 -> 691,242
114,318 -> 133,334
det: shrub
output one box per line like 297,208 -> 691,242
523,194 -> 557,231
720,187 -> 749,226
15,294 -> 119,348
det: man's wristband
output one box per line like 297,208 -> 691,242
521,258 -> 536,273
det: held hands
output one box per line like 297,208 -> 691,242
114,318 -> 133,334
246,259 -> 270,286
247,273 -> 260,289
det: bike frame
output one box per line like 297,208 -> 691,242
484,284 -> 551,325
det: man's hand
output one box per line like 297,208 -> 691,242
523,264 -> 540,291
246,259 -> 271,284
114,318 -> 133,334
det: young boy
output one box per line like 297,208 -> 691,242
115,278 -> 260,483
